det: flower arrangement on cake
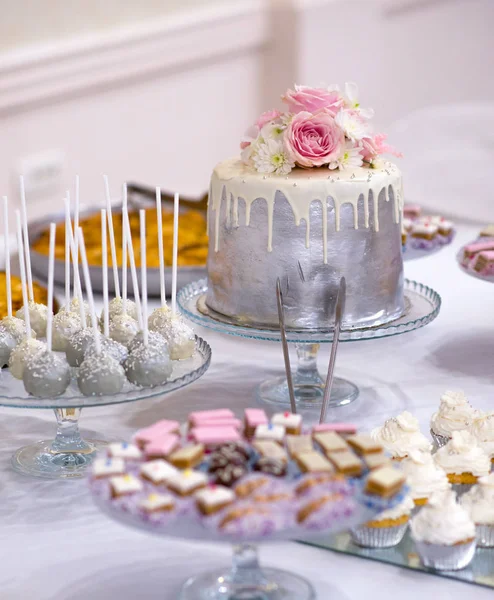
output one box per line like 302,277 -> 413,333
241,83 -> 401,175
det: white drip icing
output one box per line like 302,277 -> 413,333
210,158 -> 403,254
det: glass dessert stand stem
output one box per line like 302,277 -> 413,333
2,336 -> 211,479
178,279 -> 441,411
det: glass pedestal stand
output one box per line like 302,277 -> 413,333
1,337 -> 211,479
180,543 -> 314,600
178,279 -> 441,411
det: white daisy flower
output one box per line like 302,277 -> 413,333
335,109 -> 369,141
329,142 -> 363,171
253,139 -> 295,175
343,82 -> 374,119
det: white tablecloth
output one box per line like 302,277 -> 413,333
2,223 -> 493,600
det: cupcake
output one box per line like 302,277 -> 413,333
430,390 -> 477,448
400,450 -> 450,507
460,473 -> 494,547
410,490 -> 476,570
371,411 -> 431,460
470,411 -> 494,463
350,494 -> 414,548
433,430 -> 490,494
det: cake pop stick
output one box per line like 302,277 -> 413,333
156,187 -> 166,307
101,209 -> 109,338
77,228 -> 101,355
64,199 -> 86,328
171,192 -> 179,316
122,189 -> 143,328
74,175 -> 80,236
64,193 -> 71,311
103,175 -> 120,298
15,211 -> 31,338
3,197 -> 12,318
122,184 -> 128,315
140,210 -> 148,347
46,223 -> 56,352
19,176 -> 34,302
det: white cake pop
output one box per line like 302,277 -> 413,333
127,329 -> 167,354
0,328 -> 16,367
157,193 -> 196,360
51,310 -> 82,351
60,297 -> 93,325
0,316 -> 30,342
148,306 -> 172,332
107,296 -> 138,322
109,313 -> 138,347
76,226 -> 125,396
15,301 -> 49,337
9,211 -> 46,379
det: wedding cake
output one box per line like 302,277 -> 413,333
206,83 -> 404,330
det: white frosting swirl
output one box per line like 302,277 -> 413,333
372,494 -> 415,522
433,430 -> 491,477
410,490 -> 475,544
400,450 -> 450,500
370,411 -> 432,458
460,473 -> 494,525
471,411 -> 494,458
430,390 -> 477,437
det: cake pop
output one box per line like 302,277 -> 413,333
23,223 -> 70,398
124,210 -> 172,387
0,328 -> 16,367
127,329 -> 167,354
154,193 -> 195,360
148,186 -> 172,332
51,309 -> 82,351
9,211 -> 45,379
0,316 -> 30,342
76,226 -> 125,396
15,302 -> 49,338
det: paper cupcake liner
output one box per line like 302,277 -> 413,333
476,524 -> 494,548
472,548 -> 493,578
350,522 -> 408,548
414,539 -> 476,571
430,430 -> 450,450
451,483 -> 474,496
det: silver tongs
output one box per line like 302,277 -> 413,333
276,278 -> 297,414
319,277 -> 346,424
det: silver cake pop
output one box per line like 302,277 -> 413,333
107,297 -> 138,322
124,343 -> 172,387
1,316 -> 31,342
65,327 -> 96,367
154,315 -> 195,360
9,338 -> 46,380
148,306 -> 172,332
16,301 -> 49,337
86,336 -> 128,365
52,311 -> 82,352
127,330 -> 168,354
0,328 -> 17,367
77,352 -> 125,396
109,313 -> 139,347
23,349 -> 71,398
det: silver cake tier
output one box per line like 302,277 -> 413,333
206,188 -> 404,330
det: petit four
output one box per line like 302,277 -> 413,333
169,444 -> 204,469
195,485 -> 235,515
473,250 -> 494,275
189,409 -> 235,427
346,434 -> 382,455
312,422 -> 357,436
167,469 -> 208,496
244,408 -> 268,437
108,442 -> 142,460
479,224 -> 494,237
254,423 -> 285,443
189,417 -> 242,430
219,506 -> 269,530
285,434 -> 313,459
314,431 -> 348,454
295,473 -> 339,495
189,426 -> 241,447
214,464 -> 248,487
327,451 -> 363,476
252,440 -> 288,463
462,240 -> 494,264
271,412 -> 302,435
144,434 -> 180,459
140,459 -> 179,484
365,466 -> 406,498
410,221 -> 438,241
92,457 -> 126,478
139,493 -> 175,513
110,474 -> 143,497
296,451 -> 334,473
254,457 -> 287,477
297,494 -> 338,524
134,419 -> 180,448
235,475 -> 270,498
403,204 -> 421,219
363,453 -> 391,471
429,215 -> 453,237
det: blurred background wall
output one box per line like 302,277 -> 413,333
1,0 -> 493,224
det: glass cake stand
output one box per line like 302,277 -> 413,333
178,280 -> 441,409
91,476 -> 406,600
3,337 -> 211,479
456,245 -> 494,283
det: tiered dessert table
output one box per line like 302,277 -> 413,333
1,223 -> 493,599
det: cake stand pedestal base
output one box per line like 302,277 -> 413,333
180,544 -> 315,600
11,408 -> 107,479
257,343 -> 359,409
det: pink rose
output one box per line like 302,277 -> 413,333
256,110 -> 281,130
285,111 -> 344,168
282,86 -> 343,117
361,133 -> 402,161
